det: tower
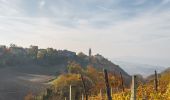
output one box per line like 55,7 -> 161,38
89,48 -> 91,57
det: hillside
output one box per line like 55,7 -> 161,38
0,45 -> 130,81
0,45 -> 131,100
74,53 -> 131,84
32,64 -> 170,100
161,67 -> 170,74
146,67 -> 170,82
145,67 -> 170,93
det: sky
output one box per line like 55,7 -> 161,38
0,0 -> 170,67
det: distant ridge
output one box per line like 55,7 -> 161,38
112,60 -> 166,77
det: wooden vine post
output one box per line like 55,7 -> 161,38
103,69 -> 112,100
120,72 -> 125,92
82,94 -> 84,100
100,89 -> 102,98
81,74 -> 88,100
70,85 -> 72,100
131,75 -> 137,100
154,70 -> 158,92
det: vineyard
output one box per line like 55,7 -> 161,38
25,62 -> 170,100
88,88 -> 170,100
74,71 -> 170,100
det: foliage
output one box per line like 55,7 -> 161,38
47,73 -> 93,100
28,65 -> 170,100
32,63 -> 129,100
24,92 -> 34,100
67,61 -> 83,74
164,83 -> 170,99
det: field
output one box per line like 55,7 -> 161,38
0,66 -> 54,100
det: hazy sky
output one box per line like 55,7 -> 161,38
0,0 -> 170,67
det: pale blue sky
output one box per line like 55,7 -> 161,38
0,0 -> 170,67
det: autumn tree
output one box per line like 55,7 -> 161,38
51,73 -> 93,100
67,61 -> 83,74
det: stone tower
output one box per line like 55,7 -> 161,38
89,48 -> 91,57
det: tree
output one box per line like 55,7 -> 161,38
67,61 -> 83,74
51,73 -> 93,100
37,50 -> 47,59
29,45 -> 38,59
10,43 -> 17,48
77,52 -> 87,58
24,92 -> 34,100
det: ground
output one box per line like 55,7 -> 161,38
0,66 -> 55,100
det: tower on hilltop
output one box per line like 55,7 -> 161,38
89,48 -> 92,57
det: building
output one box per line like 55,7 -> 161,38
10,47 -> 26,55
0,45 -> 6,56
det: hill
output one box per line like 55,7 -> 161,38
113,60 -> 166,77
0,44 -> 131,100
161,67 -> 170,74
0,45 -> 130,82
146,67 -> 170,81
